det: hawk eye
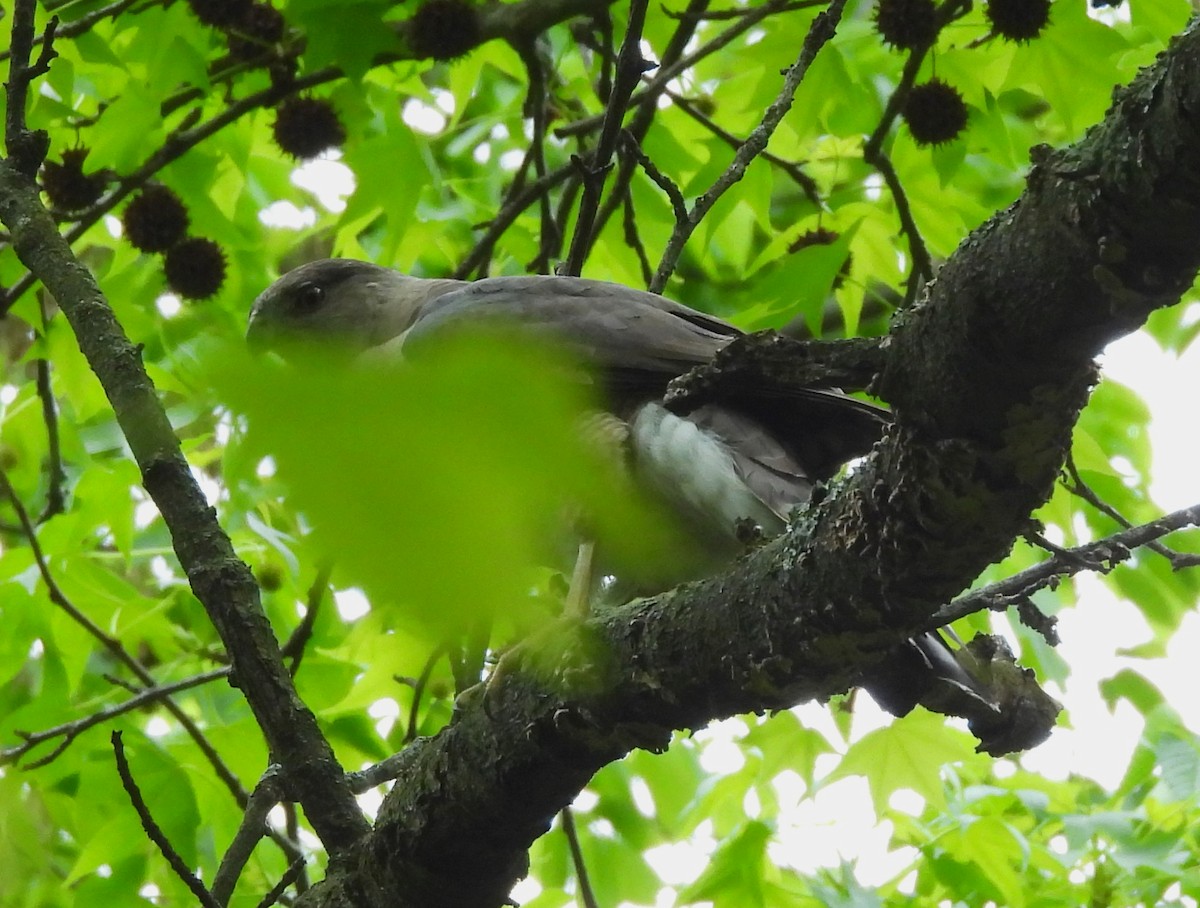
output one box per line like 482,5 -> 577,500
294,282 -> 325,312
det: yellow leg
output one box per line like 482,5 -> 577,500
565,540 -> 596,619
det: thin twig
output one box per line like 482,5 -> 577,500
254,857 -> 307,908
594,9 -> 615,107
568,0 -> 711,263
406,644 -> 447,743
622,131 -> 687,220
455,162 -> 576,279
531,171 -> 582,273
281,562 -> 334,669
667,89 -> 821,204
861,0 -> 973,302
622,191 -> 654,286
650,0 -> 849,291
554,0 -> 794,141
868,150 -> 932,298
0,0 -> 137,64
112,731 -> 222,908
0,468 -> 248,794
282,802 -> 308,893
563,0 -> 652,276
561,806 -> 599,908
212,768 -> 287,906
516,39 -> 557,267
665,0 -> 826,19
1063,453 -> 1200,568
346,751 -> 410,792
931,503 -> 1200,627
36,295 -> 66,520
3,667 -> 230,768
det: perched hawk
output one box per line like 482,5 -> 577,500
248,259 -> 1012,732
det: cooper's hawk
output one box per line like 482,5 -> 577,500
247,259 -> 1040,743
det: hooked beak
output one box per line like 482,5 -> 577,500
245,308 -> 273,355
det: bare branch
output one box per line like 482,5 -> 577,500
622,131 -> 687,221
621,189 -> 654,285
561,807 -> 599,908
212,768 -> 289,906
0,0 -> 137,64
665,0 -> 827,19
667,89 -> 821,204
256,858 -> 308,908
1063,453 -> 1200,568
112,731 -> 222,908
650,0 -> 848,291
4,0 -> 56,175
456,162 -> 576,280
346,752 -> 410,793
933,503 -> 1200,627
564,0 -> 652,276
3,668 -> 230,768
861,0 -> 972,301
34,295 -> 66,520
554,0 -> 796,142
281,563 -> 334,669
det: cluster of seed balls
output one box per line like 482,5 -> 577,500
38,0 -> 355,299
878,0 -> 1054,145
38,0 -> 482,300
40,157 -> 234,301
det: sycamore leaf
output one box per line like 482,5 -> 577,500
822,711 -> 976,815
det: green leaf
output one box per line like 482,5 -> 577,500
822,711 -> 976,815
678,820 -> 772,906
288,0 -> 400,78
212,336 -> 685,641
1155,733 -> 1200,802
340,124 -> 427,262
942,816 -> 1029,908
88,85 -> 166,172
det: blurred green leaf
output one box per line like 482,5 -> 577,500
678,820 -> 772,906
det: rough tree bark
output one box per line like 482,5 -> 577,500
1,8 -> 1199,908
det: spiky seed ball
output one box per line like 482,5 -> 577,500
272,97 -> 346,159
408,0 -> 481,61
41,148 -> 107,212
986,0 -> 1051,41
123,186 -> 190,253
227,2 -> 286,59
164,238 -> 227,300
903,80 -> 969,146
874,0 -> 939,50
256,562 -> 284,592
268,57 -> 298,88
187,0 -> 250,28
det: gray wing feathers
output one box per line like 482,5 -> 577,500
405,276 -> 739,373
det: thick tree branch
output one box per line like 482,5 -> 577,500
295,19 -> 1200,908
